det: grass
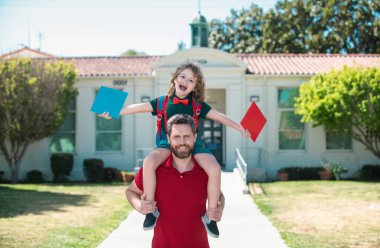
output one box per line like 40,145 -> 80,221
252,181 -> 380,248
0,183 -> 132,248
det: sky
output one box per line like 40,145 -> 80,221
0,0 -> 278,57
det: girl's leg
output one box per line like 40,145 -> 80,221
194,153 -> 221,211
142,148 -> 171,230
142,148 -> 171,202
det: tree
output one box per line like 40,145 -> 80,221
0,58 -> 78,183
209,0 -> 380,53
120,49 -> 147,56
294,66 -> 380,159
318,0 -> 380,53
261,0 -> 316,53
209,4 -> 264,53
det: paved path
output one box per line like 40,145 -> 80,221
98,169 -> 289,248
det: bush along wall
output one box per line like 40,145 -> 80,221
282,167 -> 322,180
25,170 -> 44,183
360,165 -> 380,181
103,167 -> 122,182
50,153 -> 74,182
83,159 -> 104,182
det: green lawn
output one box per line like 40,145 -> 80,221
252,181 -> 380,248
0,183 -> 132,248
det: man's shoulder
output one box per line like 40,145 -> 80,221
192,158 -> 207,175
157,154 -> 207,175
158,154 -> 174,170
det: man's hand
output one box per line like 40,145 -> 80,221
140,194 -> 157,215
206,200 -> 223,222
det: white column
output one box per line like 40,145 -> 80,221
123,80 -> 136,170
74,87 -> 95,179
225,84 -> 243,171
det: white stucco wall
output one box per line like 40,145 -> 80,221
245,75 -> 380,180
0,76 -> 156,181
72,77 -> 156,180
153,48 -> 247,171
1,48 -> 379,182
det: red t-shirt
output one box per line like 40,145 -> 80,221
135,154 -> 209,248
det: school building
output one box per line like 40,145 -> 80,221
1,15 -> 379,182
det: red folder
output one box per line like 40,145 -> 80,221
240,102 -> 267,142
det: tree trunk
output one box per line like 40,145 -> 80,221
9,159 -> 19,184
2,142 -> 28,184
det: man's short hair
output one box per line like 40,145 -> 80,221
166,114 -> 197,135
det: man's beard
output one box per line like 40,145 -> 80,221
171,144 -> 194,159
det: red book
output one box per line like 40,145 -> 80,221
240,102 -> 267,142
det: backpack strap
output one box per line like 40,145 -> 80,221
192,99 -> 202,129
163,96 -> 169,130
157,96 -> 201,145
156,95 -> 169,138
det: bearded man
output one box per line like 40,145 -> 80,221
126,114 -> 225,248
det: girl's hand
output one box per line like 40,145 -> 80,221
241,129 -> 251,138
98,112 -> 112,120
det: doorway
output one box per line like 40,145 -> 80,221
198,89 -> 226,168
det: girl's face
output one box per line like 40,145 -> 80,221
173,68 -> 197,98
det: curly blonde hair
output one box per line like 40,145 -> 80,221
167,61 -> 206,102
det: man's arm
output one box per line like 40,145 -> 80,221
206,192 -> 225,222
125,180 -> 156,214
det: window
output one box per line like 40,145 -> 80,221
50,100 -> 76,153
278,89 -> 305,150
95,89 -> 122,151
326,129 -> 352,150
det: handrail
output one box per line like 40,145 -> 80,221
235,148 -> 248,184
135,148 -> 153,172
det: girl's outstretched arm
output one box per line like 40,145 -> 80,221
98,102 -> 153,119
206,109 -> 250,138
120,102 -> 153,115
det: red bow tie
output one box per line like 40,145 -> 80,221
173,97 -> 189,106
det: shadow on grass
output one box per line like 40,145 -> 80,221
0,186 -> 91,218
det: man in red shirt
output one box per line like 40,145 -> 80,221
126,114 -> 225,248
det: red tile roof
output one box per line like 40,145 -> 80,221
0,47 -> 55,59
237,53 -> 380,76
61,56 -> 163,77
2,49 -> 379,77
64,53 -> 379,77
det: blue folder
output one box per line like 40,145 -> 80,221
90,86 -> 128,119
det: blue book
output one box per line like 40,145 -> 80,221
90,86 -> 128,119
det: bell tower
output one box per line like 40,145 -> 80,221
189,0 -> 208,47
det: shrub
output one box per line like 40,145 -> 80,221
330,162 -> 348,180
282,167 -> 322,180
103,167 -> 122,182
0,171 -> 4,182
50,153 -> 74,182
320,160 -> 348,180
83,159 -> 104,182
359,165 -> 380,181
25,170 -> 44,183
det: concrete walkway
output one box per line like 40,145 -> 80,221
97,169 -> 288,248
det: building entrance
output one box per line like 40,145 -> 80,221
198,89 -> 226,168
